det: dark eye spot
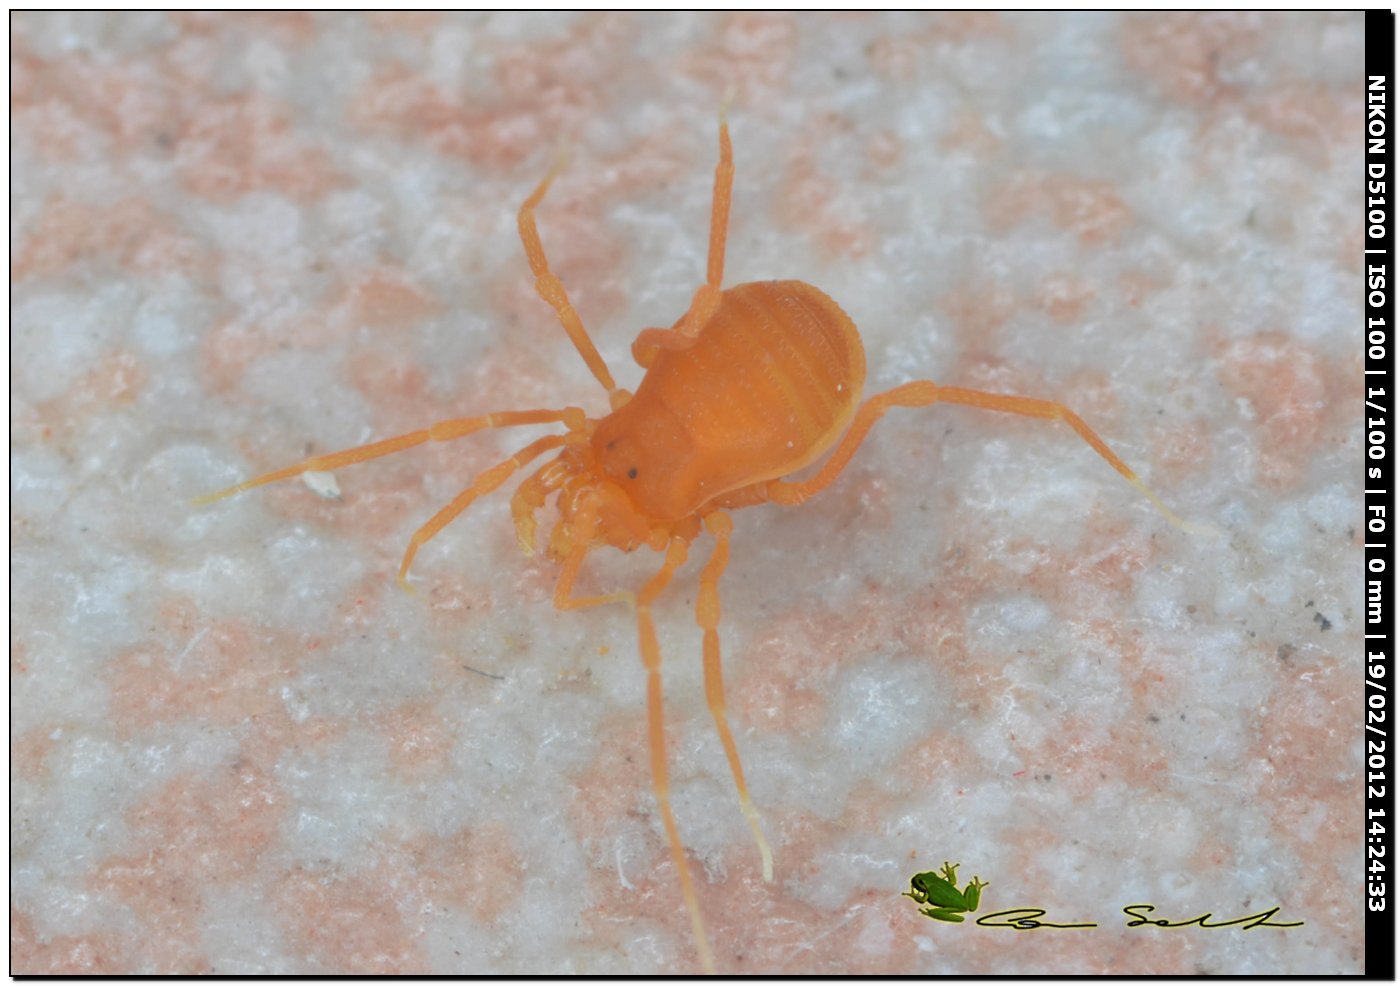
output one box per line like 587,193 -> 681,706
606,440 -> 616,450
627,467 -> 638,479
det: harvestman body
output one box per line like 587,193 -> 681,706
198,109 -> 1188,973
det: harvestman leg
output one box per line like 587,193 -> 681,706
395,433 -> 566,589
632,537 -> 715,975
631,106 -> 735,368
193,407 -> 586,505
518,153 -> 627,405
697,511 -> 774,881
763,381 -> 1192,528
553,533 -> 714,971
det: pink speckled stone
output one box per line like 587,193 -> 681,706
12,12 -> 1362,974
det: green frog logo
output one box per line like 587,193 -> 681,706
903,861 -> 989,923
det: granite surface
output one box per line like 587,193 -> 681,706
11,12 -> 1364,974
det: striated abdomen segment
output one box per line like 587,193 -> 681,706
614,280 -> 866,519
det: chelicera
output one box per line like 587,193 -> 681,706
198,108 -> 1186,973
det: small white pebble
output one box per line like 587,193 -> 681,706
302,471 -> 342,500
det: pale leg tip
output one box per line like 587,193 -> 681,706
1181,518 -> 1226,539
1127,478 -> 1212,537
697,942 -> 717,977
741,803 -> 774,882
190,487 -> 235,508
756,835 -> 773,881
